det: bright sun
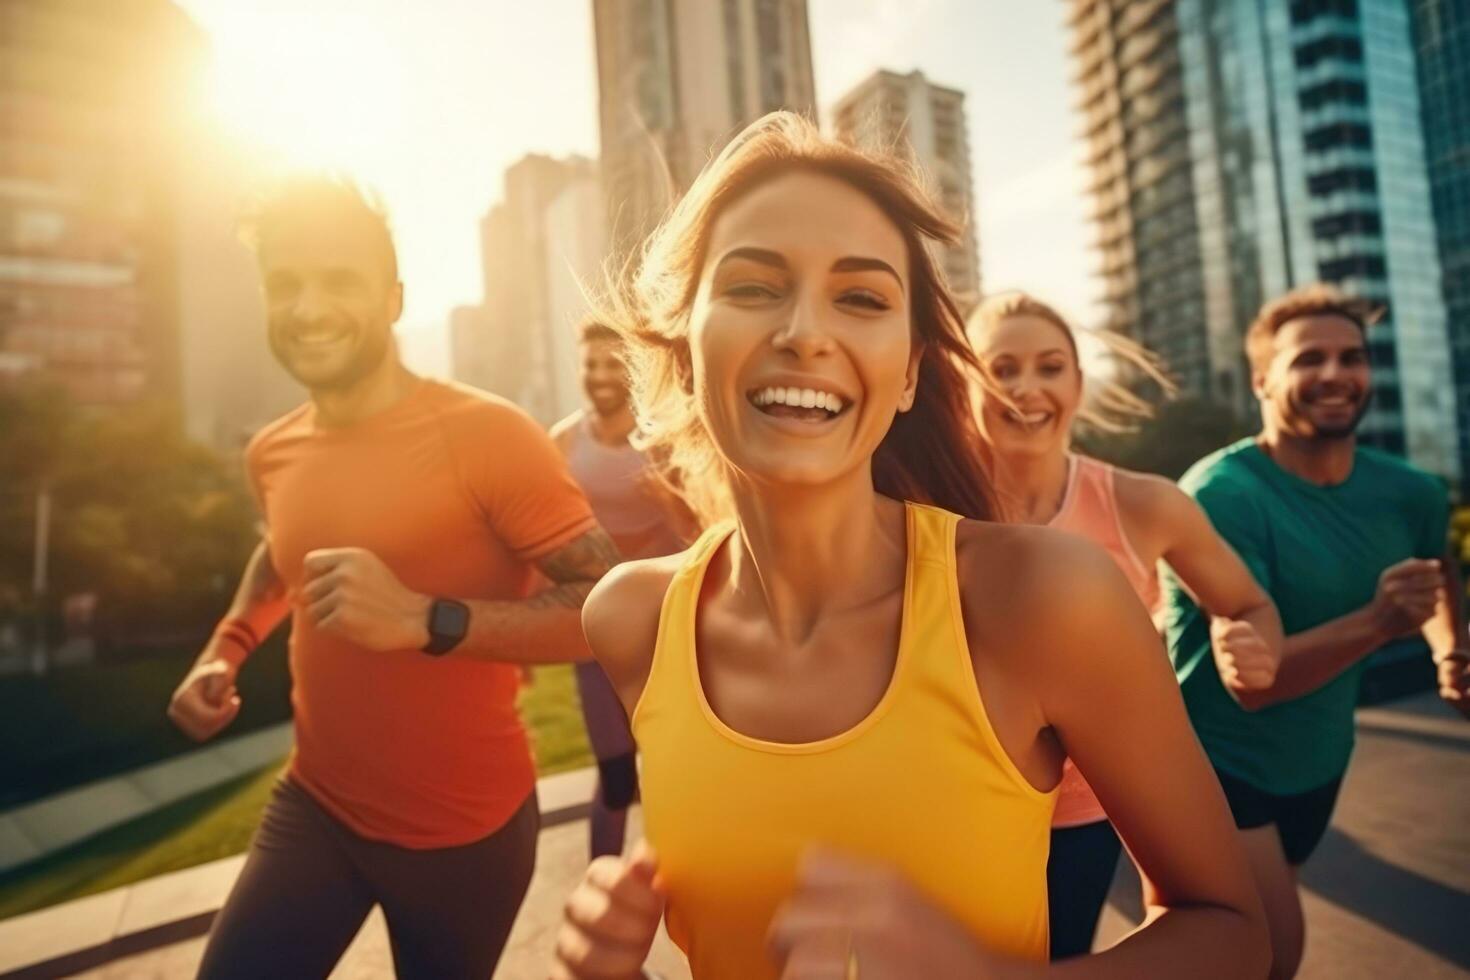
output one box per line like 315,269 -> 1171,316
202,7 -> 413,175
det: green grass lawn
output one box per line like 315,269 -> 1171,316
0,664 -> 594,920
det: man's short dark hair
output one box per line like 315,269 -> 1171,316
238,173 -> 398,283
576,317 -> 621,345
1244,284 -> 1381,372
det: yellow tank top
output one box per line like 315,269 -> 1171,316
633,502 -> 1056,979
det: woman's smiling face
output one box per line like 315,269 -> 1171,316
687,170 -> 920,491
973,313 -> 1083,461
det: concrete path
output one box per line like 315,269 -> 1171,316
4,692 -> 1467,978
1095,691 -> 1470,977
48,813 -> 690,980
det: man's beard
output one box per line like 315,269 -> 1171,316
587,388 -> 628,417
1287,388 -> 1372,440
272,328 -> 391,393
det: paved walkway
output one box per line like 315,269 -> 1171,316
51,813 -> 689,980
7,692 -> 1469,978
0,725 -> 293,873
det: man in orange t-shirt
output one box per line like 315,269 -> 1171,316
166,176 -> 618,979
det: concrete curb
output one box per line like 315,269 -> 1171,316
0,766 -> 598,977
0,724 -> 295,874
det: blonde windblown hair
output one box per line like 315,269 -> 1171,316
966,291 -> 1176,435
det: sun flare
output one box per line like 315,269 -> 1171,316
202,7 -> 413,175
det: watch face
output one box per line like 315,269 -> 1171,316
430,600 -> 470,639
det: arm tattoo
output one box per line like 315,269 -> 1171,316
537,527 -> 622,584
530,527 -> 622,610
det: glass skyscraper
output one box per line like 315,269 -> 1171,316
1069,0 -> 1460,482
1409,0 -> 1470,486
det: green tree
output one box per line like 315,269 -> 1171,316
1074,396 -> 1255,480
0,383 -> 258,649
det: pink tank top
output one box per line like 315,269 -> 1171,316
565,415 -> 686,561
1049,455 -> 1161,827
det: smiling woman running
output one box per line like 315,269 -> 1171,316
967,291 -> 1283,960
550,113 -> 1268,980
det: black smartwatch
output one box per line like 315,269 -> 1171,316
422,599 -> 470,656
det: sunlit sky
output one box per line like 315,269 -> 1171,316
178,0 -> 1096,376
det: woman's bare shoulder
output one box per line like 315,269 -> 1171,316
1112,467 -> 1194,523
954,518 -> 1116,597
953,518 -> 1142,673
582,550 -> 689,695
584,551 -> 684,651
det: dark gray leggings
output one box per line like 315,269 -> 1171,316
197,777 -> 538,980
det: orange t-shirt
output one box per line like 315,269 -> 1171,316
244,379 -> 597,848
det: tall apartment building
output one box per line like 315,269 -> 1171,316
0,0 -> 203,408
456,155 -> 606,424
450,303 -> 494,395
177,118 -> 308,452
1409,0 -> 1470,486
831,69 -> 982,301
1069,0 -> 1459,481
592,0 -> 817,258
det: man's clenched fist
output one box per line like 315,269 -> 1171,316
300,548 -> 434,652
1369,558 -> 1443,640
1211,617 -> 1279,693
1437,649 -> 1470,721
168,658 -> 241,742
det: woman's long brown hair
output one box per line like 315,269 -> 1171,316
602,111 -> 997,523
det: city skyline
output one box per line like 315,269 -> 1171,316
175,1 -> 1097,376
1067,0 -> 1460,481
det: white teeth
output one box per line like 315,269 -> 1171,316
750,386 -> 847,415
296,332 -> 347,345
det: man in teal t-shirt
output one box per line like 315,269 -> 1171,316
1165,285 -> 1467,980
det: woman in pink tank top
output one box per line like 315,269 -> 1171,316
967,291 -> 1284,959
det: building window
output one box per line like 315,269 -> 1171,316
1312,210 -> 1381,237
1307,167 -> 1376,195
1294,35 -> 1363,69
1289,0 -> 1358,24
723,0 -> 746,122
1374,384 -> 1402,410
1299,78 -> 1367,110
1368,338 -> 1398,368
1304,122 -> 1372,152
755,0 -> 786,113
1318,254 -> 1386,279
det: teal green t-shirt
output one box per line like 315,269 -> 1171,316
1164,438 -> 1449,794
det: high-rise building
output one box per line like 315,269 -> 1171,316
1409,0 -> 1470,486
450,303 -> 495,395
542,172 -> 607,422
592,0 -> 817,257
1068,0 -> 1460,481
177,120 -> 305,452
458,155 -> 606,424
831,69 -> 982,302
0,0 -> 203,408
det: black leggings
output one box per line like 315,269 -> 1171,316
197,777 -> 538,980
1048,820 -> 1123,960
